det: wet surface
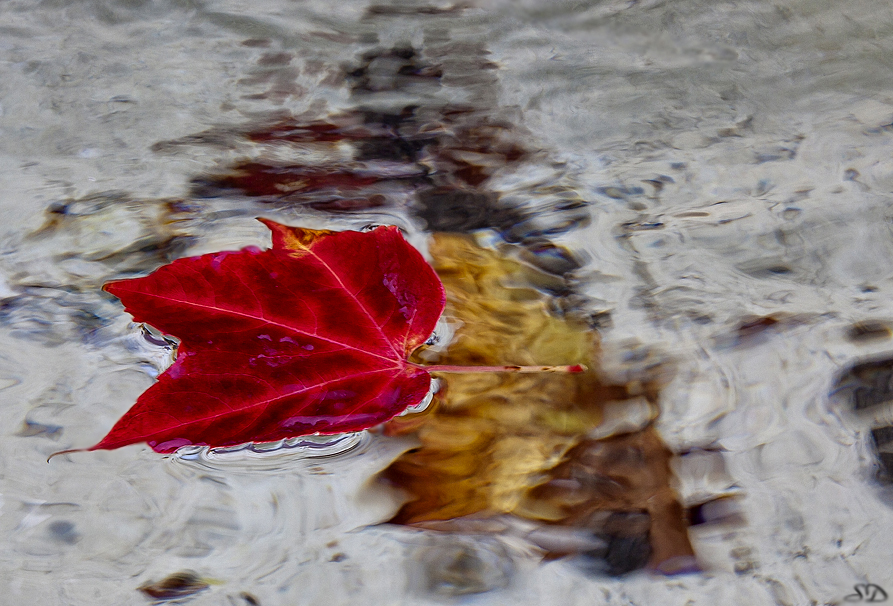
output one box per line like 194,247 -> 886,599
2,0 -> 893,604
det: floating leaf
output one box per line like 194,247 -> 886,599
73,220 -> 446,453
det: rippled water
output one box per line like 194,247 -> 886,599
3,0 -> 893,604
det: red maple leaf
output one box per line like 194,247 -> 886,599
83,219 -> 446,453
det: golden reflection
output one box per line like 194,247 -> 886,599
379,232 -> 691,573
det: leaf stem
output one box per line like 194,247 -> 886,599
420,364 -> 586,374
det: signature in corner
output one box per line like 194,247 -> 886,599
845,584 -> 888,603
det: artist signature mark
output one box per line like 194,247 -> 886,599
845,584 -> 888,603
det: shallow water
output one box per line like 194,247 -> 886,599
2,0 -> 893,604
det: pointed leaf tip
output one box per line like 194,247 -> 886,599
258,217 -> 336,253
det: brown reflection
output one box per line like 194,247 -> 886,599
154,45 -> 587,248
380,234 -> 695,574
194,163 -> 387,197
847,320 -> 892,342
182,104 -> 536,216
519,430 -> 695,573
735,315 -> 780,338
138,570 -> 209,601
29,193 -> 194,274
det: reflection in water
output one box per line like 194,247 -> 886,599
177,431 -> 371,470
2,0 -> 893,603
833,356 -> 893,486
379,232 -> 694,573
138,570 -> 210,602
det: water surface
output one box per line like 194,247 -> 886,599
2,0 -> 893,604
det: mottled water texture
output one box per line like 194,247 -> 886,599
2,0 -> 893,604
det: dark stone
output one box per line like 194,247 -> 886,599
872,426 -> 893,448
877,452 -> 893,482
48,520 -> 79,545
355,136 -> 427,163
847,321 -> 892,342
583,511 -> 652,576
835,357 -> 893,410
871,426 -> 893,482
603,534 -> 652,575
414,188 -> 521,233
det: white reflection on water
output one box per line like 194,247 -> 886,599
177,431 -> 370,466
2,0 -> 893,603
